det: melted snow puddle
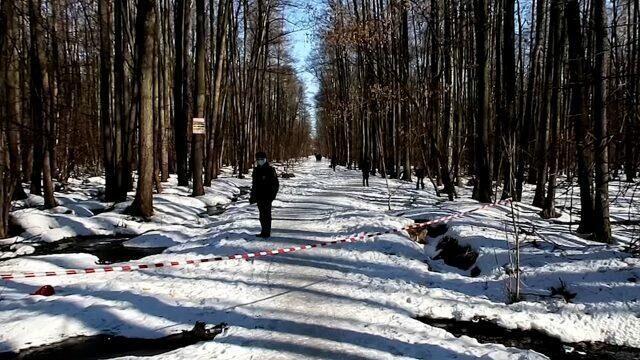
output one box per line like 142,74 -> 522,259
0,236 -> 166,265
0,322 -> 226,360
418,316 -> 640,360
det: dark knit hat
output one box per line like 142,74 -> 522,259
255,151 -> 267,159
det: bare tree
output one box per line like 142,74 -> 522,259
2,1 -> 27,201
540,0 -> 563,219
130,0 -> 158,217
191,0 -> 205,196
174,0 -> 190,186
591,0 -> 612,243
28,0 -> 56,209
473,0 -> 492,203
99,0 -> 116,201
0,0 -> 16,238
565,0 -> 595,233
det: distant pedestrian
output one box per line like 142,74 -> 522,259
249,151 -> 279,238
315,153 -> 322,161
415,164 -> 426,190
331,155 -> 337,171
360,156 -> 371,187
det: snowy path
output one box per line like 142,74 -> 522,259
1,158 -> 639,359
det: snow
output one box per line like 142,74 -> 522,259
10,244 -> 35,256
8,174 -> 241,244
123,228 -> 205,249
0,158 -> 638,359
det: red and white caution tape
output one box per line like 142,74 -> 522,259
0,199 -> 511,281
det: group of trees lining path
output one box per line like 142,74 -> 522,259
1,0 -> 638,245
0,0 -> 313,237
315,0 -> 640,243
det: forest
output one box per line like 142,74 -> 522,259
0,0 -> 313,236
314,0 -> 639,244
1,0 -> 640,357
1,0 -> 639,245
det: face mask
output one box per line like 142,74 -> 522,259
257,159 -> 267,166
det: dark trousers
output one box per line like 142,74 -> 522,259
362,174 -> 369,187
416,177 -> 425,190
258,201 -> 272,236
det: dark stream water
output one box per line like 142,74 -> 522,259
418,316 -> 640,360
1,236 -> 166,265
3,187 -> 252,264
0,322 -> 227,360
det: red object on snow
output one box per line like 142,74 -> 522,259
32,285 -> 55,296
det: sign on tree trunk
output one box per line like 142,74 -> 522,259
192,118 -> 205,134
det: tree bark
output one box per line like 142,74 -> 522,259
99,0 -> 116,201
0,0 -> 16,238
516,0 -> 545,200
131,0 -> 157,218
565,0 -> 595,233
473,0 -> 492,203
591,0 -> 612,243
29,0 -> 56,209
500,0 -> 516,201
174,0 -> 189,186
2,1 -> 27,201
206,0 -> 230,184
541,0 -> 563,218
191,0 -> 205,196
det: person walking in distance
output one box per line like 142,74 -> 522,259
249,152 -> 279,238
360,156 -> 371,187
415,163 -> 426,190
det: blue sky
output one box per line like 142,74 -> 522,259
284,0 -> 323,128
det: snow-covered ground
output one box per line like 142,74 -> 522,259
0,158 -> 638,359
2,173 -> 244,252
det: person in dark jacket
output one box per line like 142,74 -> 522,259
249,151 -> 279,238
415,164 -> 426,190
330,155 -> 337,171
360,156 -> 371,187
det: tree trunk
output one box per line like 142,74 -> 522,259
99,0 -> 116,201
541,0 -> 563,218
191,0 -> 205,196
2,1 -> 27,201
516,0 -> 545,200
532,0 -> 556,208
174,0 -> 189,186
211,0 -> 232,180
0,130 -> 12,238
29,0 -> 56,209
160,0 -> 170,182
500,0 -> 516,201
591,0 -> 612,243
114,0 -> 131,201
0,0 -> 16,238
131,0 -> 157,218
473,0 -> 492,203
120,0 -> 135,194
565,0 -> 595,233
